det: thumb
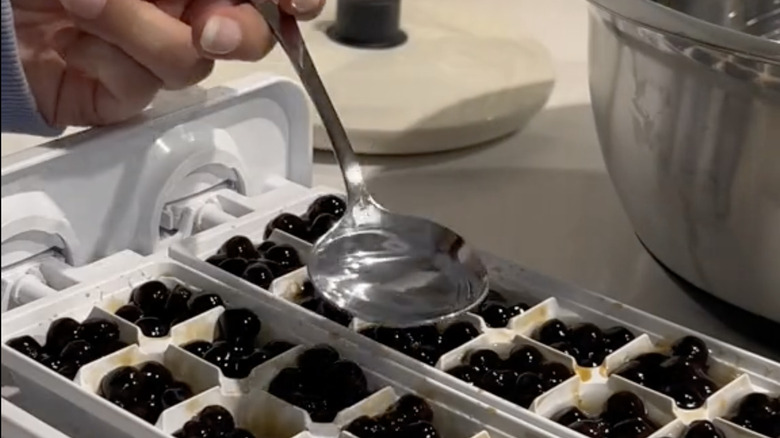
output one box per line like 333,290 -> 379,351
59,0 -> 107,19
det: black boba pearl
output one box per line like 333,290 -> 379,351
610,418 -> 656,438
326,360 -> 368,399
58,362 -> 80,380
301,396 -> 336,423
115,304 -> 143,323
614,360 -> 653,386
206,253 -> 227,266
553,406 -> 589,426
735,393 -> 776,423
549,341 -> 579,358
257,240 -> 276,254
215,308 -> 261,344
180,420 -> 212,438
136,317 -> 170,338
60,340 -> 96,366
219,257 -> 250,277
403,421 -> 440,438
576,349 -> 607,368
203,341 -> 235,371
374,327 -> 415,351
480,303 -> 512,328
101,340 -> 129,356
242,262 -> 275,289
261,340 -> 295,358
603,326 -> 635,353
506,345 -> 544,373
198,405 -> 235,435
257,259 -> 285,278
182,340 -> 212,358
568,419 -> 609,438
307,213 -> 339,242
161,381 -> 193,409
130,280 -> 170,316
165,285 -> 193,324
347,416 -> 387,437
507,303 -> 530,318
635,352 -> 668,368
568,323 -> 605,354
447,365 -> 482,384
539,362 -> 574,390
683,420 -> 725,438
189,293 -> 224,316
468,349 -> 503,372
659,356 -> 703,384
264,244 -> 302,274
264,213 -> 309,241
126,393 -> 163,423
243,349 -> 270,369
45,318 -> 81,355
299,297 -> 321,313
6,335 -> 44,361
672,336 -> 709,367
512,372 -> 545,407
406,325 -> 440,347
297,345 -> 340,372
299,281 -> 316,299
392,394 -> 434,423
138,361 -> 173,390
440,322 -> 479,352
100,366 -> 142,403
268,367 -> 306,399
318,300 -> 353,327
603,391 -> 646,425
306,195 -> 347,220
536,319 -> 569,345
479,369 -> 519,399
219,235 -> 260,259
411,345 -> 440,366
77,318 -> 120,348
662,382 -> 707,409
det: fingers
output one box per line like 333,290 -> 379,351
278,0 -> 325,21
186,0 -> 275,61
187,0 -> 326,61
60,34 -> 162,125
59,0 -> 213,90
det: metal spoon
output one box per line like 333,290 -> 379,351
254,3 -> 488,327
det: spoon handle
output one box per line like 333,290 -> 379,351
253,1 -> 369,202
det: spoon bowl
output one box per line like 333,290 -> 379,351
255,2 -> 489,327
308,200 -> 488,326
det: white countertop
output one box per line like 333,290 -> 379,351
2,0 -> 776,360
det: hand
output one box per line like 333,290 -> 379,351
12,0 -> 325,128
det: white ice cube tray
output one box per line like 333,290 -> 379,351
168,191 -> 780,438
1,257 -> 548,438
1,73 -> 778,438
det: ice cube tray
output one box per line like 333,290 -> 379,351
2,73 -> 778,438
169,191 -> 780,438
1,257 -> 550,438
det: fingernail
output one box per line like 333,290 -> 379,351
60,0 -> 106,19
291,0 -> 319,13
201,16 -> 242,55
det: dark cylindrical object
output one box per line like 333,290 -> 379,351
327,0 -> 407,48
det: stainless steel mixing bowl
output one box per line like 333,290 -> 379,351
585,0 -> 780,321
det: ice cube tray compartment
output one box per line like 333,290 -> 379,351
533,376 -> 677,438
2,258 -> 559,438
168,188 -> 780,438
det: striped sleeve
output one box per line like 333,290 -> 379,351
1,0 -> 63,136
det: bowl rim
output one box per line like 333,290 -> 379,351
586,0 -> 780,64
